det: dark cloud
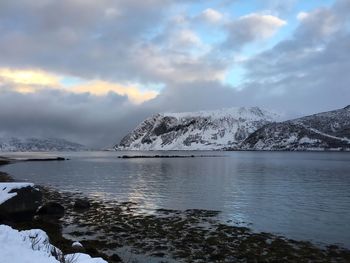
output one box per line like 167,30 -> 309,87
0,0 -> 349,147
0,0 -> 179,82
0,0 -> 224,84
0,87 -> 154,147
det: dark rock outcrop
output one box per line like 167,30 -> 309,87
74,199 -> 91,210
0,186 -> 42,221
37,202 -> 65,218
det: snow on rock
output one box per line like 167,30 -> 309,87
0,225 -> 59,263
66,253 -> 107,263
241,106 -> 350,151
0,137 -> 86,152
0,182 -> 34,204
72,241 -> 84,248
115,107 -> 278,150
0,225 -> 108,263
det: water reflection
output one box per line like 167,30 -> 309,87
1,151 -> 350,247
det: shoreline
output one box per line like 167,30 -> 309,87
1,157 -> 350,262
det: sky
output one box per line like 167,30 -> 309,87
0,0 -> 349,147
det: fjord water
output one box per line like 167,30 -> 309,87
2,151 -> 350,248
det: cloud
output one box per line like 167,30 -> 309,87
223,13 -> 287,49
0,68 -> 61,86
0,0 -> 348,148
241,0 -> 350,115
0,0 -> 181,83
172,29 -> 202,47
69,80 -> 159,104
257,0 -> 298,15
296,12 -> 308,21
200,8 -> 223,23
0,67 -> 158,104
0,87 -> 151,147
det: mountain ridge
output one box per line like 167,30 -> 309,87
240,106 -> 350,151
115,107 -> 278,150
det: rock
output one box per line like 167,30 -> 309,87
0,186 -> 42,221
37,202 -> 65,218
0,159 -> 11,166
72,241 -> 85,252
73,199 -> 91,210
72,241 -> 83,248
0,172 -> 14,182
109,253 -> 123,262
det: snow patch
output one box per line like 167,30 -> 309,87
0,225 -> 108,263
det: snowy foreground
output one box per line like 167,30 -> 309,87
0,225 -> 107,263
0,183 -> 107,263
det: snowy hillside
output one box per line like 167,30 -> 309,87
240,106 -> 350,151
115,107 -> 278,150
0,137 -> 87,152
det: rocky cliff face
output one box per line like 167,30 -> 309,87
240,106 -> 350,151
115,107 -> 278,150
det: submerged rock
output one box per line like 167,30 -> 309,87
74,199 -> 91,210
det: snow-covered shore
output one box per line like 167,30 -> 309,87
0,224 -> 107,263
0,182 -> 108,263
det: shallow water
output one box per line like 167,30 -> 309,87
2,151 -> 350,248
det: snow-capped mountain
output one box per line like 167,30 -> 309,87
115,107 -> 278,150
0,137 -> 87,152
240,106 -> 350,151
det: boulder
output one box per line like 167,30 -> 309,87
0,186 -> 42,221
73,199 -> 91,210
110,253 -> 123,262
72,241 -> 85,252
37,202 -> 65,218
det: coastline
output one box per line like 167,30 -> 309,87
1,157 -> 350,262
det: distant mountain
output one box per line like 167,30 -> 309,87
115,107 -> 278,150
0,137 -> 87,152
240,106 -> 350,151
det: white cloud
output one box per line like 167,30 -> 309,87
224,13 -> 287,48
201,8 -> 223,23
238,14 -> 287,39
174,29 -> 201,47
297,11 -> 309,21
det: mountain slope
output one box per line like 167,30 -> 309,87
0,137 -> 87,152
240,106 -> 350,151
115,107 -> 278,150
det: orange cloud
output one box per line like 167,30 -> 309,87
0,67 -> 158,104
0,68 -> 61,86
70,80 -> 158,104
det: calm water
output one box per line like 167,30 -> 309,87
1,151 -> 350,248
